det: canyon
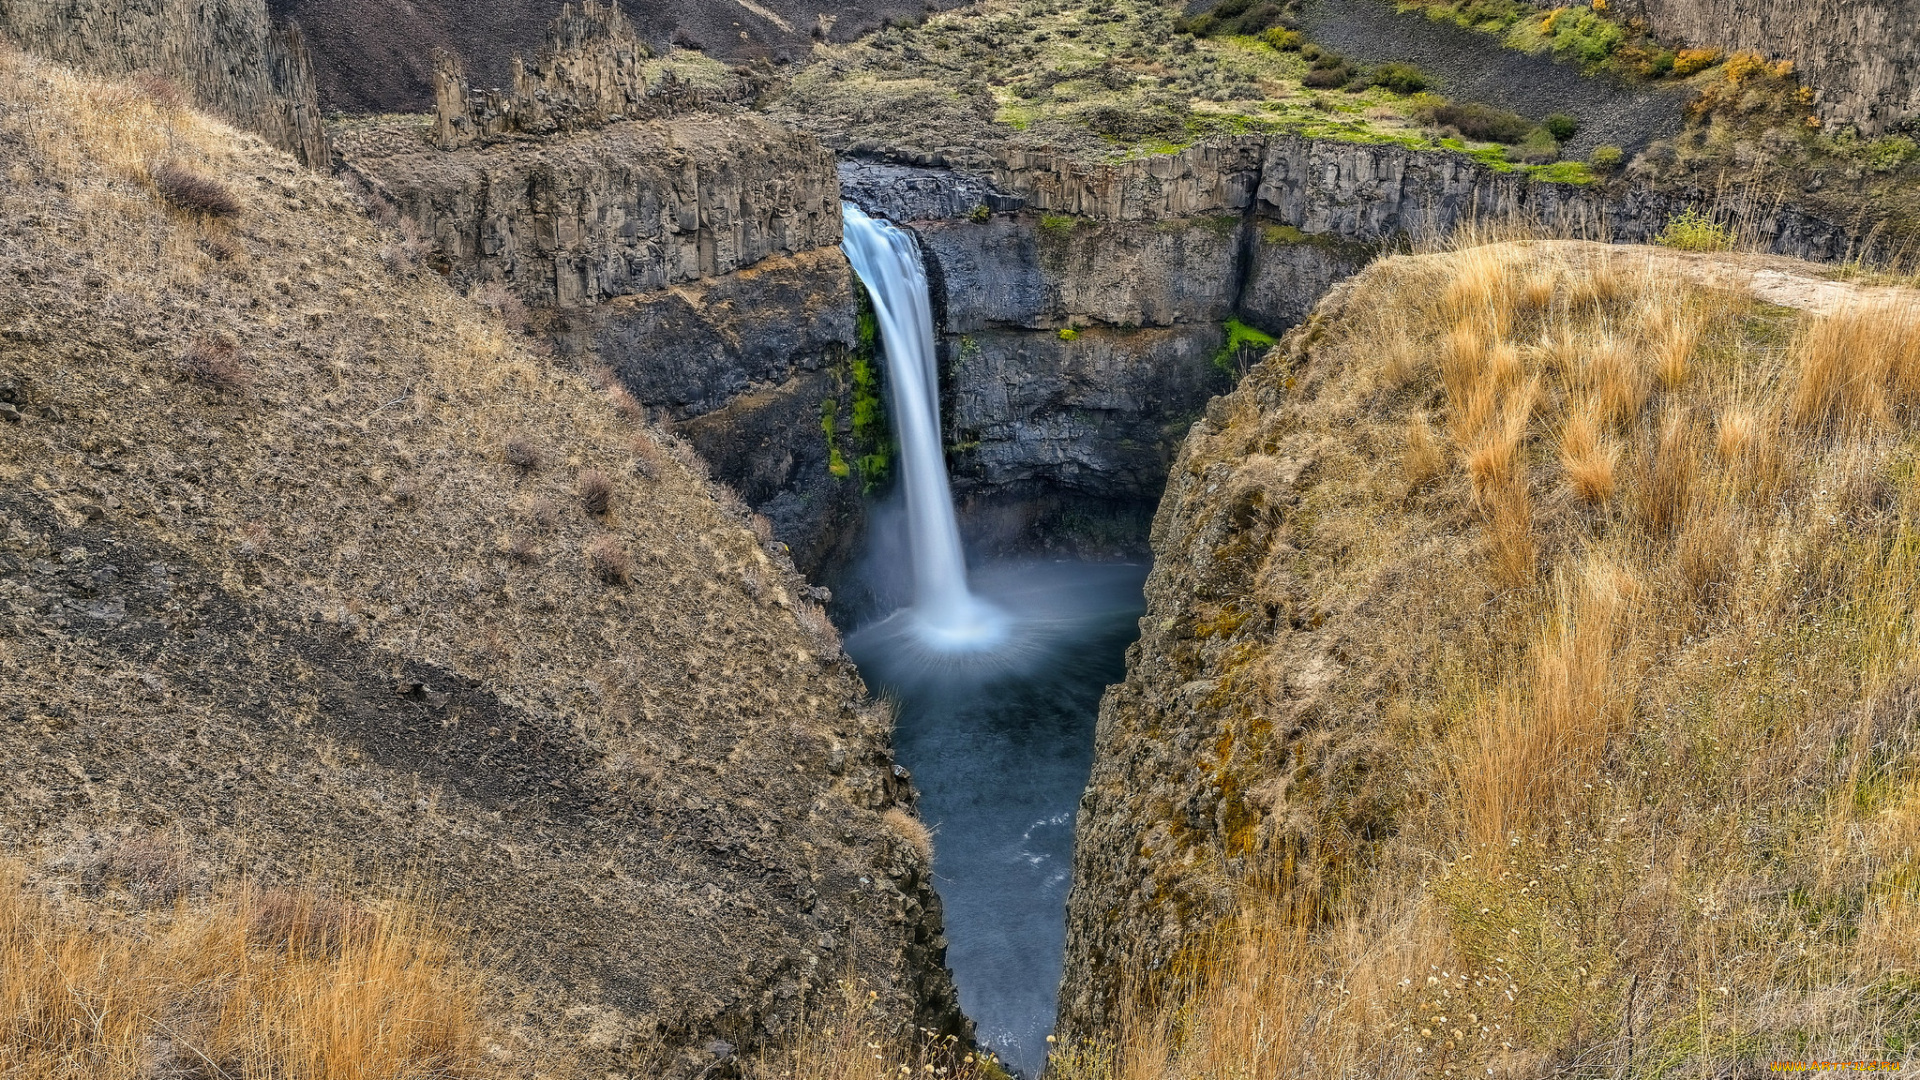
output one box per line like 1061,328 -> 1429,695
4,0 -> 1920,1075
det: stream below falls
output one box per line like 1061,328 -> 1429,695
845,560 -> 1147,1078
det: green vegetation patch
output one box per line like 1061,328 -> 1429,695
1213,317 -> 1277,375
1654,208 -> 1738,251
772,0 -> 1552,166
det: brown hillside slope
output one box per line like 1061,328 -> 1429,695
0,46 -> 959,1077
265,0 -> 971,114
1057,240 -> 1920,1076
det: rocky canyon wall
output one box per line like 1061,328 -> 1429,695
0,0 -> 328,165
1612,0 -> 1920,136
842,133 -> 1861,553
349,100 -> 1871,569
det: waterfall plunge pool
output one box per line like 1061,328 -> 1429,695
845,559 -> 1146,1078
839,203 -> 1150,1077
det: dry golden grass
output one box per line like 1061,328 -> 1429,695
1055,239 -> 1920,1080
1559,405 -> 1617,503
882,807 -> 936,863
0,860 -> 484,1079
1789,298 -> 1920,428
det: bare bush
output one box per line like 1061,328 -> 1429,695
130,72 -> 185,110
578,469 -> 613,516
178,335 -> 250,391
586,537 -> 632,586
504,436 -> 543,472
245,887 -> 375,955
469,282 -> 527,332
632,431 -> 671,479
380,216 -> 431,271
151,160 -> 240,217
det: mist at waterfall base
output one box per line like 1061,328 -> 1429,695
846,520 -> 1146,1078
839,204 -> 1149,1077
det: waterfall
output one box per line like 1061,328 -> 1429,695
840,202 -> 1007,651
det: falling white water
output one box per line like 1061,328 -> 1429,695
840,202 -> 1008,651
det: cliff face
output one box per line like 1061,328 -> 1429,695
0,48 -> 962,1075
338,106 -> 863,573
338,113 -> 841,309
1615,0 -> 1919,135
0,0 -> 327,165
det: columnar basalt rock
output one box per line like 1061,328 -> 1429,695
338,113 -> 842,308
1610,0 -> 1920,135
0,0 -> 328,165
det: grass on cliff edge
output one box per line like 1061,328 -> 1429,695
1053,240 -> 1920,1077
0,857 -> 485,1080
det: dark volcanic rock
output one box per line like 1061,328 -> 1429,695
838,161 -> 1025,224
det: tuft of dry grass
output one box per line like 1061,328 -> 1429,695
0,860 -> 485,1080
1639,406 -> 1698,535
753,978 -> 998,1080
177,334 -> 250,391
151,159 -> 240,217
881,807 -> 934,863
585,536 -> 632,585
577,468 -> 614,516
1789,299 -> 1920,427
1402,413 -> 1445,490
1558,404 -> 1616,504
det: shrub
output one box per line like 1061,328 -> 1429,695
577,469 -> 613,515
1431,102 -> 1536,143
586,537 -> 632,586
1671,47 -> 1723,76
132,72 -> 185,109
504,436 -> 543,472
1544,111 -> 1579,141
1081,96 -> 1189,139
1260,27 -> 1302,51
1058,327 -> 1079,341
1588,144 -> 1624,172
504,535 -> 540,564
1302,64 -> 1352,89
1370,62 -> 1428,94
606,383 -> 646,422
631,431 -> 672,479
1654,208 -> 1736,251
1176,0 -> 1289,36
178,335 -> 250,391
968,203 -> 992,223
469,282 -> 527,332
151,160 -> 240,217
1515,128 -> 1561,163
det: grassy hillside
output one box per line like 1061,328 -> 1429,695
0,43 -> 955,1077
1055,239 -> 1920,1076
770,0 -> 1593,179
